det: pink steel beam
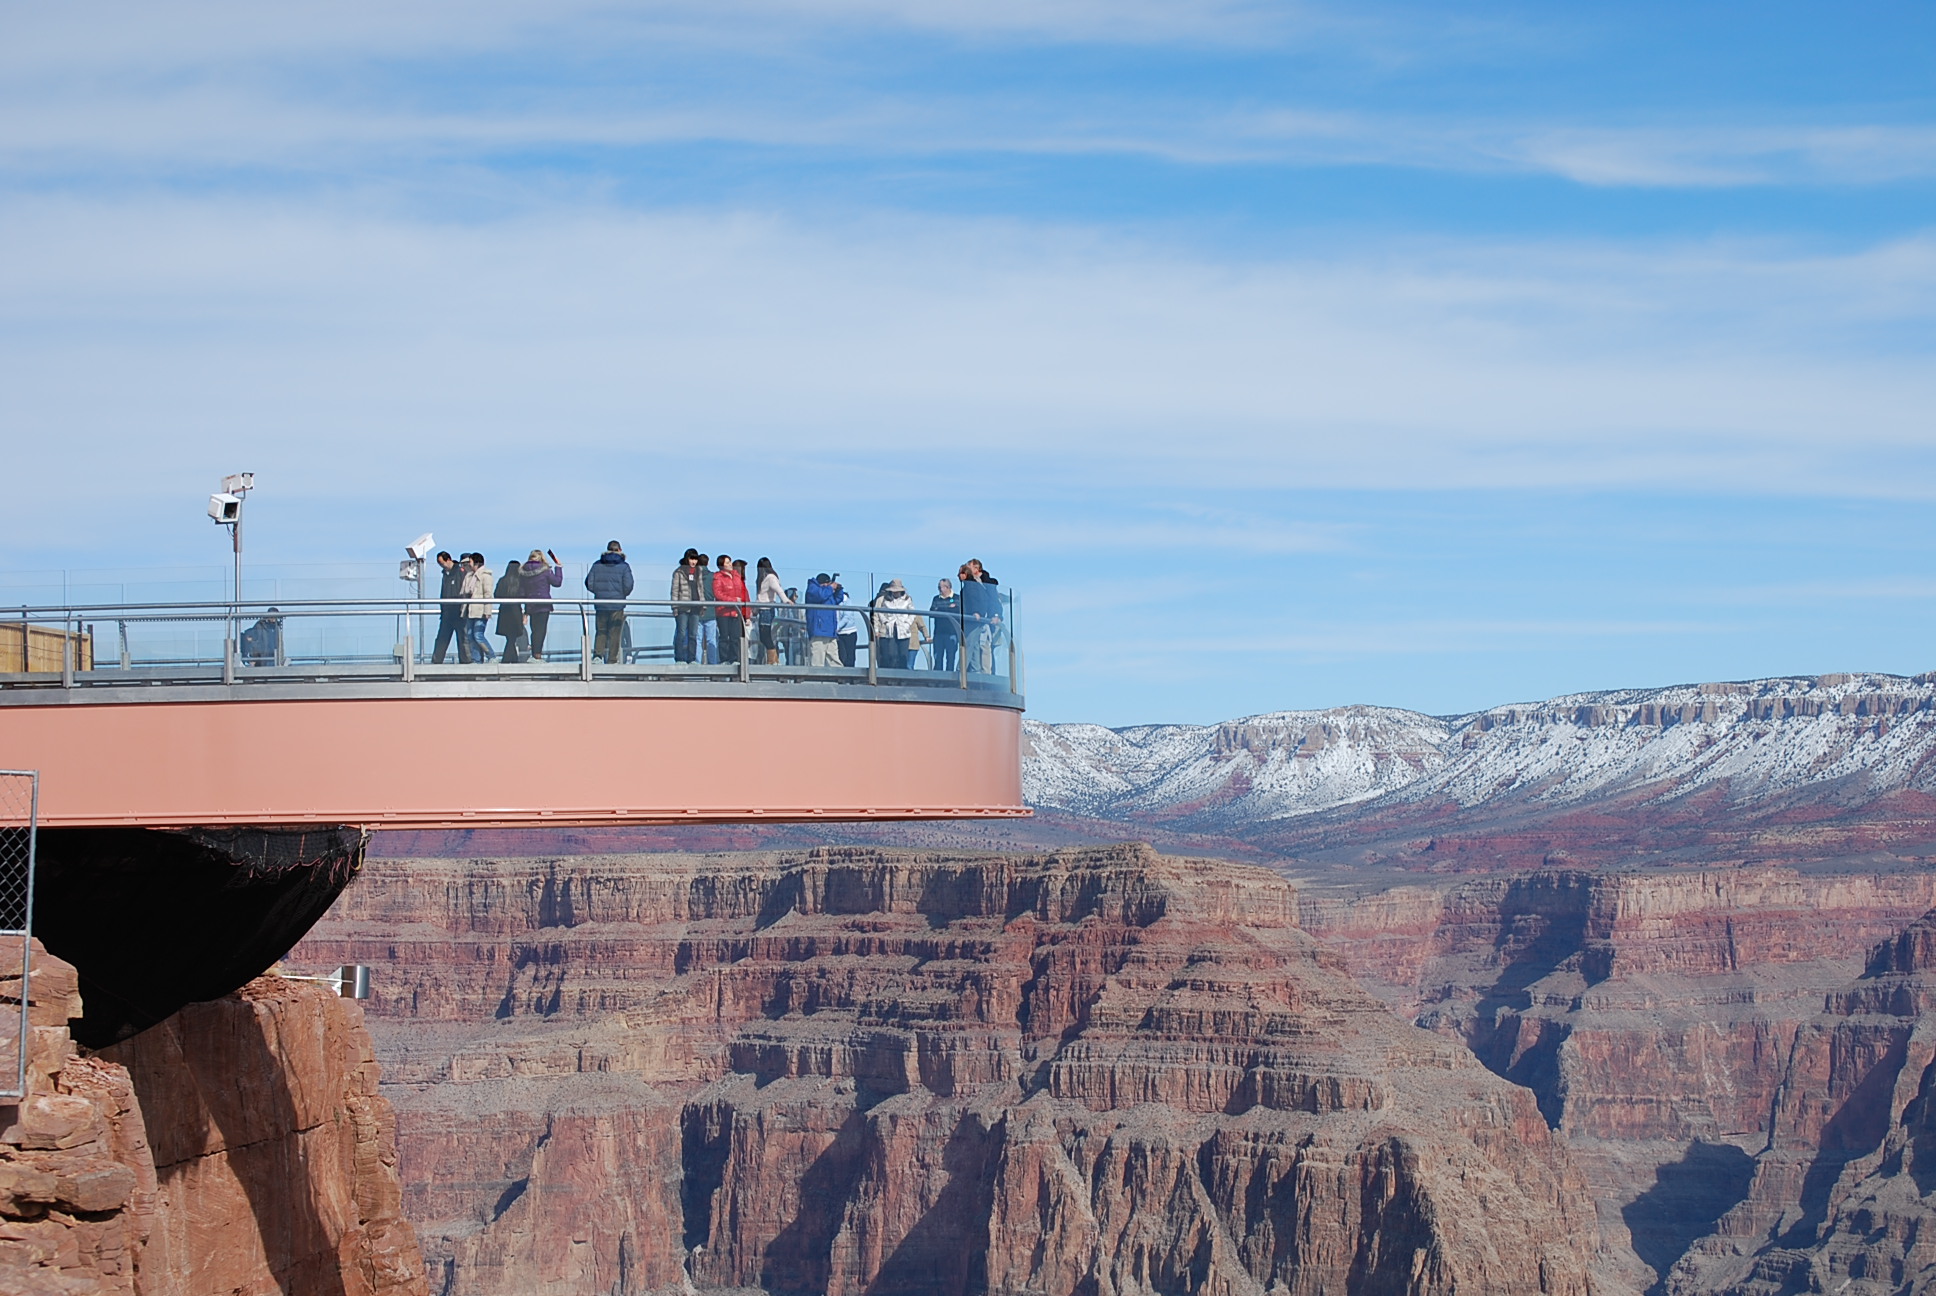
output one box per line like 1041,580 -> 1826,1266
0,695 -> 1026,828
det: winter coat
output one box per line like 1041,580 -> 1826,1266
871,591 -> 916,640
521,561 -> 563,601
929,593 -> 960,643
493,568 -> 525,636
438,562 -> 466,615
670,563 -> 706,607
804,579 -> 844,638
463,567 -> 495,620
712,569 -> 750,618
585,552 -> 635,602
961,575 -> 1001,624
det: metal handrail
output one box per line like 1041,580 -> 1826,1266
0,590 -> 1019,698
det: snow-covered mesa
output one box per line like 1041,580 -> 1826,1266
1023,672 -> 1936,827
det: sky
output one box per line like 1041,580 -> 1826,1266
2,1 -> 1934,724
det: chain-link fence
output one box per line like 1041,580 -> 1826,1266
0,773 -> 36,1100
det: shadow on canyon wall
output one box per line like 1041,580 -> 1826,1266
1621,1141 -> 1755,1296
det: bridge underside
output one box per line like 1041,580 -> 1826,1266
1,690 -> 1026,828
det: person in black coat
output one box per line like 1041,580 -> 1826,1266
494,562 -> 528,663
431,552 -> 469,663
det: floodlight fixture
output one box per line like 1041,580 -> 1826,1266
221,472 -> 255,495
406,533 -> 435,561
280,964 -> 373,999
208,493 -> 241,524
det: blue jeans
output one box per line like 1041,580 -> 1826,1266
466,618 -> 492,660
699,620 -> 718,664
931,638 -> 957,672
965,622 -> 992,673
674,613 -> 701,663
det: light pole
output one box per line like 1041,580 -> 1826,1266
207,472 -> 255,665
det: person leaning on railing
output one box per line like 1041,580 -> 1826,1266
585,541 -> 634,665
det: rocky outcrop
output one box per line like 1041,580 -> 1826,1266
98,976 -> 426,1296
296,844 -> 1605,1296
1660,909 -> 1936,1295
0,944 -> 146,1295
1301,869 -> 1936,1294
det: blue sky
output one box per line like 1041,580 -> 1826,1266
3,1 -> 1934,723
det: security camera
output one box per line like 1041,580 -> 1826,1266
208,493 -> 242,524
221,472 -> 255,494
406,533 -> 435,561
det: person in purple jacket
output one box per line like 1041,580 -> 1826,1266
520,549 -> 564,661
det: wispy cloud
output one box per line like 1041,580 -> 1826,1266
6,4 -> 1935,191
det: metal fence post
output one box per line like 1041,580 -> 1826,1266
0,771 -> 39,1099
581,631 -> 594,682
60,623 -> 73,689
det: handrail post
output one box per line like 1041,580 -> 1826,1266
61,620 -> 73,689
739,620 -> 750,683
222,635 -> 235,685
580,619 -> 594,682
958,606 -> 968,690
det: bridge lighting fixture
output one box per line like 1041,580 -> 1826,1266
282,964 -> 373,1000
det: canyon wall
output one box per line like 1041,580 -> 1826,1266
0,942 -> 423,1296
100,976 -> 427,1296
295,844 -> 1607,1296
1301,868 -> 1936,1294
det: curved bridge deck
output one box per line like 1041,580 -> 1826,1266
0,610 -> 1027,829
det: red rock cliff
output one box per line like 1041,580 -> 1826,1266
1301,867 -> 1936,1294
99,977 -> 427,1296
297,844 -> 1605,1296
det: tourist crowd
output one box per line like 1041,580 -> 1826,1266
427,544 -> 1004,673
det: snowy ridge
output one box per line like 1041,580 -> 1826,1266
1023,706 -> 1452,825
1024,672 -> 1936,829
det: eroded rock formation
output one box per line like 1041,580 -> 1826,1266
0,941 -> 424,1296
100,976 -> 427,1296
1301,868 -> 1936,1294
295,844 -> 1605,1296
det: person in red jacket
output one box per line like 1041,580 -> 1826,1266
712,553 -> 750,665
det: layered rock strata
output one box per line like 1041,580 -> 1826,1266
1662,909 -> 1936,1295
99,977 -> 427,1296
1300,868 -> 1936,1293
295,845 -> 1604,1296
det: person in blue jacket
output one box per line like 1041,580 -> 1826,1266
960,559 -> 1000,673
804,574 -> 845,668
584,540 -> 635,664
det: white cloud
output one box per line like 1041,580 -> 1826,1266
1,195 -> 1932,539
